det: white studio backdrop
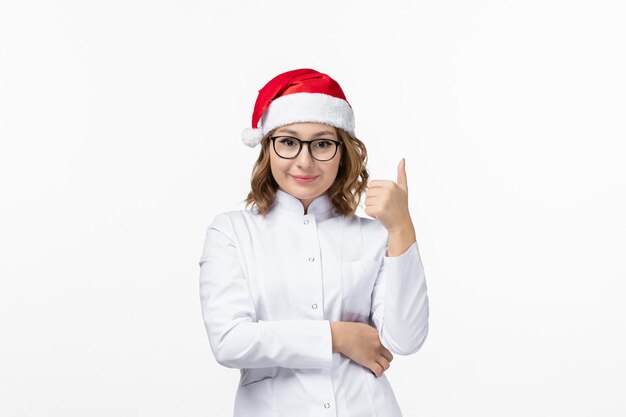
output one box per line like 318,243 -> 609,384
1,0 -> 625,416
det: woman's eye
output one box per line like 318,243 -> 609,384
279,138 -> 296,146
315,140 -> 333,148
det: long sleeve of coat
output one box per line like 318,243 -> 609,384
199,213 -> 333,370
370,240 -> 430,355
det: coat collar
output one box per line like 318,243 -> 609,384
271,188 -> 337,220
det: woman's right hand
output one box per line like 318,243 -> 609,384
330,321 -> 394,377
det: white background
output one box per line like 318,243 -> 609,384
1,0 -> 625,416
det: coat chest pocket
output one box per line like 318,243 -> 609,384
239,366 -> 279,387
340,259 -> 381,313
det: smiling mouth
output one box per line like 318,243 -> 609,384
290,175 -> 319,183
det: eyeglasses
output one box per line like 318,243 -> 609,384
269,136 -> 343,161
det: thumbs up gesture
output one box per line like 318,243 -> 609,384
364,158 -> 413,233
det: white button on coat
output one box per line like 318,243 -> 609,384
199,189 -> 429,417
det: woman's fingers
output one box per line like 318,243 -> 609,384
337,322 -> 395,378
370,355 -> 391,377
369,361 -> 384,378
381,347 -> 394,363
377,356 -> 391,373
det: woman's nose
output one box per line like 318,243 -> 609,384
296,143 -> 315,166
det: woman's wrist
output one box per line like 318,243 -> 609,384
386,224 -> 416,257
330,321 -> 344,353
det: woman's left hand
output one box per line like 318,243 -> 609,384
364,158 -> 413,233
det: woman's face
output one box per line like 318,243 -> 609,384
268,122 -> 342,212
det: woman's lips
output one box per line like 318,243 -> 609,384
291,175 -> 319,184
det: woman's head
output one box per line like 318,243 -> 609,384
267,122 -> 342,209
245,122 -> 368,217
241,68 -> 367,216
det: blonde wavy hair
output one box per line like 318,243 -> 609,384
244,127 -> 369,217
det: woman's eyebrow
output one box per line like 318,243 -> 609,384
276,128 -> 336,138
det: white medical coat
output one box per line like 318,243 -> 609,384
199,189 -> 429,417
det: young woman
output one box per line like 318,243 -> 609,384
199,68 -> 429,417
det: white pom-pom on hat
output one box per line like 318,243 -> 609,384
241,127 -> 264,148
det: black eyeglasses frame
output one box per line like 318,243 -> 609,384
269,136 -> 343,162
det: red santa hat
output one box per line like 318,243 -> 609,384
241,68 -> 356,147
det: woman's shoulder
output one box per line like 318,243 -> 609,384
206,207 -> 261,232
208,207 -> 250,223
